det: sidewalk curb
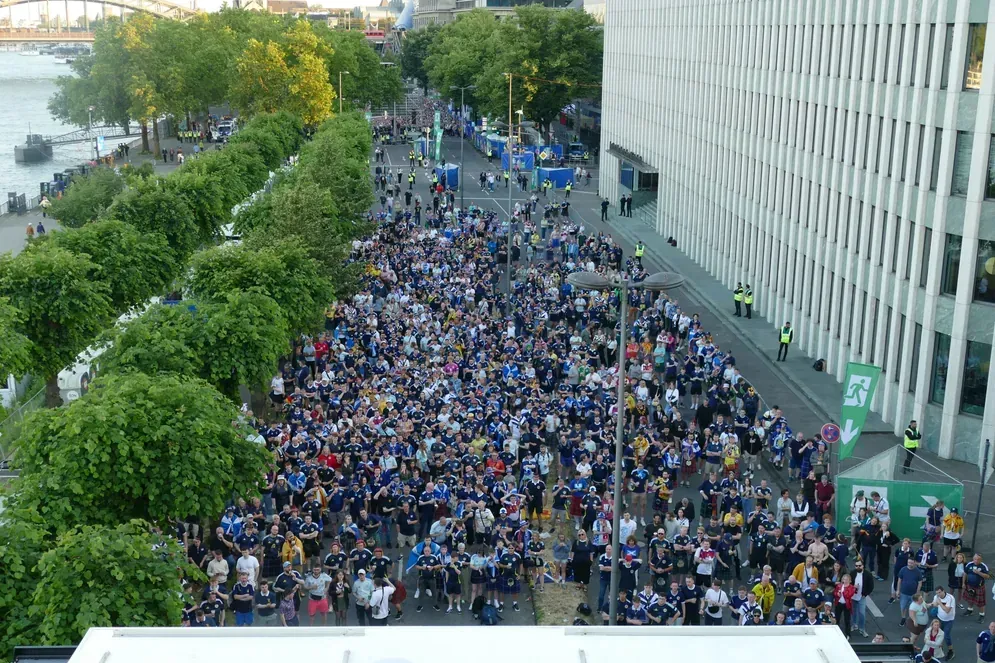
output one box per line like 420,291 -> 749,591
604,219 -> 837,429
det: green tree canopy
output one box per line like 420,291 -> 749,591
46,168 -> 125,229
13,372 -> 269,532
400,25 -> 439,95
30,521 -> 196,646
0,512 -> 48,660
107,176 -> 200,260
46,219 -> 176,312
0,246 -> 113,383
0,297 -> 32,379
188,242 -> 333,335
100,302 -> 205,378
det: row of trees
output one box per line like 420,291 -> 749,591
400,5 -> 603,137
50,9 -> 402,152
0,108 -> 376,655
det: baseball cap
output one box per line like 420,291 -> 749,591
283,561 -> 292,568
499,508 -> 508,515
357,569 -> 366,575
808,578 -> 818,584
597,512 -> 606,519
625,554 -> 634,562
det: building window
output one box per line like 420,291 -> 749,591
961,340 -> 991,415
931,331 -> 951,404
920,227 -> 932,288
930,128 -> 943,191
940,23 -> 954,89
910,323 -> 923,392
910,23 -> 921,85
973,239 -> 995,304
986,135 -> 995,199
941,234 -> 962,295
951,131 -> 973,196
965,23 -> 986,90
925,24 -> 937,86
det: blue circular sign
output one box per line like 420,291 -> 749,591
821,423 -> 841,444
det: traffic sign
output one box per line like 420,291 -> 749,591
821,423 -> 841,444
838,362 -> 882,461
540,150 -> 549,161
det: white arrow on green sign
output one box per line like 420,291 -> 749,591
838,362 -> 882,461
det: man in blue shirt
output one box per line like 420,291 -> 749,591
626,595 -> 648,625
978,622 -> 995,663
897,557 -> 923,626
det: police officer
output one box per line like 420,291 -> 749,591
565,181 -> 572,198
776,322 -> 793,361
601,198 -> 610,221
409,149 -> 416,167
487,148 -> 493,163
902,420 -> 921,474
744,284 -> 754,319
503,170 -> 510,188
733,282 -> 744,317
634,241 -> 645,268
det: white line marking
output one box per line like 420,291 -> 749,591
865,596 -> 883,617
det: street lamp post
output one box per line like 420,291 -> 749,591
503,72 -> 514,303
565,270 -> 685,627
87,105 -> 97,161
339,70 -> 350,114
450,84 -> 476,211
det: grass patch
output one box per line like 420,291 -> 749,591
532,581 -> 589,626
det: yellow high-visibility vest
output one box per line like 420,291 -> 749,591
734,287 -> 744,302
904,429 -> 921,449
779,327 -> 792,344
744,290 -> 754,305
634,244 -> 645,257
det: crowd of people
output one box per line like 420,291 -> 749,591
172,115 -> 993,663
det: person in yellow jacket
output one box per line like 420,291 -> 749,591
751,575 -> 776,618
902,420 -> 921,474
744,284 -> 754,319
733,282 -> 744,317
776,321 -> 793,361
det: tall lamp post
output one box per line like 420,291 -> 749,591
565,270 -> 685,626
338,70 -> 350,114
87,105 -> 97,161
450,84 -> 476,211
503,72 -> 514,301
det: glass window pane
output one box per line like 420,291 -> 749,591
961,340 -> 991,415
941,24 -> 955,89
931,332 -> 951,404
931,128 -> 943,191
921,227 -> 932,288
941,234 -> 962,295
986,135 -> 995,199
965,23 -> 987,90
911,323 -> 923,393
951,131 -> 973,195
974,239 -> 995,303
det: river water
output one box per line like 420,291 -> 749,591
0,51 -> 95,201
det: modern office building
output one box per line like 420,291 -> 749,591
600,0 -> 995,464
412,0 -> 574,29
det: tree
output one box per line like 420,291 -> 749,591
477,6 -> 602,136
231,38 -> 291,117
0,246 -> 114,403
47,168 -> 125,229
0,297 -> 32,379
100,303 -> 205,379
164,169 -> 231,246
201,291 -> 289,398
108,176 -> 200,260
47,219 -> 177,311
13,372 -> 269,533
425,10 -> 500,104
319,27 -> 403,108
188,242 -> 334,335
400,24 -> 439,94
0,512 -> 48,661
30,521 -> 197,646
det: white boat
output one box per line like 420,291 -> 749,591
19,49 -> 40,56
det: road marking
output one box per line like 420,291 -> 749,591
865,596 -> 883,617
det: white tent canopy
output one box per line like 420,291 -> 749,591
68,625 -> 859,663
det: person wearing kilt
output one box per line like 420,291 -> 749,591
917,541 -> 939,593
499,543 -> 523,612
485,551 -> 503,608
649,544 -> 674,594
963,554 -> 991,620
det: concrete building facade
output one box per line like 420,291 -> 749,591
599,0 -> 995,464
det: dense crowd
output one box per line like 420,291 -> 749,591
173,122 -> 993,663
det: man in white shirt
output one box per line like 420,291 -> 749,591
931,586 -> 956,657
703,579 -> 730,625
369,577 -> 396,625
235,548 -> 260,586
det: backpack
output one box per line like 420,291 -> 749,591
480,604 -> 500,625
471,595 -> 486,617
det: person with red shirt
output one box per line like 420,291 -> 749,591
485,452 -> 506,478
833,573 -> 857,638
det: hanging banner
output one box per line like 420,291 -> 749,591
839,362 -> 882,461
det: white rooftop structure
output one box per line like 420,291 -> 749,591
68,625 -> 859,663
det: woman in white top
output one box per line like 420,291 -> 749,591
664,383 -> 680,416
921,618 -> 945,658
850,492 -> 870,538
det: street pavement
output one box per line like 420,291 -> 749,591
374,134 -> 994,643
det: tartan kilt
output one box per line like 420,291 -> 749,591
964,582 -> 988,608
502,574 -> 521,595
486,574 -> 502,592
716,563 -> 733,581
